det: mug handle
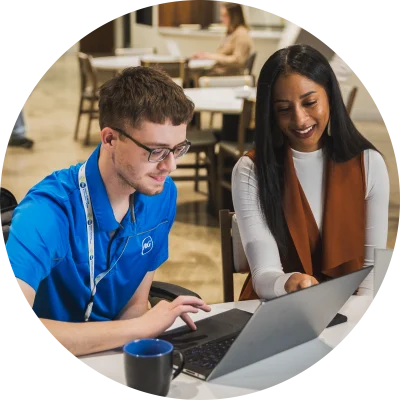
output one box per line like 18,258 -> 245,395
172,350 -> 185,380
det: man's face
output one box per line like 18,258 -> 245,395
112,120 -> 187,196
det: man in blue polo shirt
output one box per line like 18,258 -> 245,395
7,66 -> 211,356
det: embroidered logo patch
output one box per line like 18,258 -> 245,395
142,236 -> 153,255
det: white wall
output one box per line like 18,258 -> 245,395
128,5 -> 381,122
131,8 -> 163,52
131,6 -> 280,73
243,5 -> 282,26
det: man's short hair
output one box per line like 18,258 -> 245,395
99,66 -> 195,130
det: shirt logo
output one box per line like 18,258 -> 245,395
142,236 -> 153,255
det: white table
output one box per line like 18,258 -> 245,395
80,295 -> 372,399
92,55 -> 215,72
188,59 -> 216,70
92,56 -> 141,71
184,88 -> 245,114
184,87 -> 257,114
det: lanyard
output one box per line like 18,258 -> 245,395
78,163 -> 131,321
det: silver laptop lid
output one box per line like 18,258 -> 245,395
208,266 -> 372,380
374,248 -> 392,296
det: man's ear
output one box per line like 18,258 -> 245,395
100,127 -> 117,148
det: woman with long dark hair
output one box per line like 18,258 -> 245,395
232,44 -> 389,300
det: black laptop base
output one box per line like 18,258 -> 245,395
160,309 -> 252,379
161,307 -> 348,380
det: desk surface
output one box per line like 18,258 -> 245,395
80,295 -> 372,399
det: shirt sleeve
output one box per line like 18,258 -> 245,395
6,194 -> 68,292
232,157 -> 298,299
358,149 -> 390,295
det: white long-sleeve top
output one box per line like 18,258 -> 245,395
232,148 -> 389,299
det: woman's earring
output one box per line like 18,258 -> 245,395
327,120 -> 332,136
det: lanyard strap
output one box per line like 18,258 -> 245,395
79,162 -> 109,321
78,163 -> 130,321
78,163 -> 96,321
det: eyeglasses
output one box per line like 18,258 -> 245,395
110,127 -> 191,163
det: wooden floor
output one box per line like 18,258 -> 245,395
3,53 -> 399,304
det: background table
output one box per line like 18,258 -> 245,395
92,55 -> 215,72
92,56 -> 141,71
184,88 -> 245,114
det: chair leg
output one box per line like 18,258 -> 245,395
194,151 -> 200,192
85,114 -> 92,146
74,97 -> 84,141
85,97 -> 96,146
217,150 -> 224,212
207,146 -> 217,216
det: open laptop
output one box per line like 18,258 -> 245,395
159,266 -> 373,381
165,39 -> 216,70
374,248 -> 392,296
165,39 -> 182,57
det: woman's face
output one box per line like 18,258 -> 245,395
272,73 -> 330,152
220,6 -> 230,27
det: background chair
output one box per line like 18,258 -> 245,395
173,128 -> 217,196
340,84 -> 358,114
74,52 -> 99,145
244,52 -> 257,76
140,58 -> 187,87
141,59 -> 218,199
219,209 -> 249,302
217,98 -> 255,211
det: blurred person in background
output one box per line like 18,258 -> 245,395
192,3 -> 253,76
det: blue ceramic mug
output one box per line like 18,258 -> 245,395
123,339 -> 184,396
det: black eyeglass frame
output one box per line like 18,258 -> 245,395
110,127 -> 191,163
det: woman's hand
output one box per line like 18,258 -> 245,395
192,52 -> 213,60
285,273 -> 319,294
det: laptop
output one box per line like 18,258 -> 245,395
165,38 -> 216,70
165,39 -> 182,57
159,266 -> 373,381
374,248 -> 392,296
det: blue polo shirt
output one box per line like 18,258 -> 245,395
7,145 -> 177,322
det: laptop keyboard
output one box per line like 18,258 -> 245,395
182,334 -> 239,370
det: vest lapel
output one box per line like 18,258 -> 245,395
282,145 -> 318,276
321,154 -> 366,277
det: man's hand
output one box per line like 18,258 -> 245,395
285,273 -> 319,294
137,296 -> 211,337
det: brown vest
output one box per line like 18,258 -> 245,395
239,145 -> 366,301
